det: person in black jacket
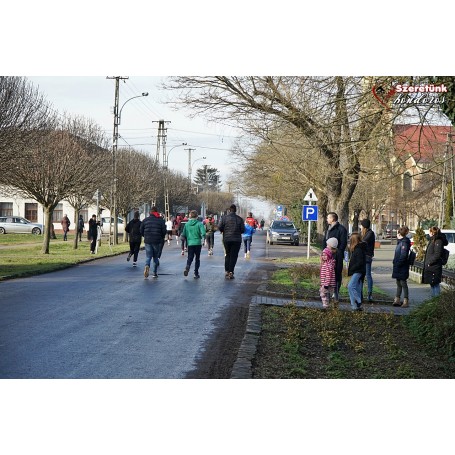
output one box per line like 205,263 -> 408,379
347,232 -> 366,311
88,214 -> 100,254
392,226 -> 411,307
324,212 -> 348,303
218,204 -> 245,279
360,219 -> 376,302
125,211 -> 142,267
140,207 -> 166,278
422,226 -> 448,297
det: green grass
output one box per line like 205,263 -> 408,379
268,265 -> 388,299
253,303 -> 455,378
0,236 -> 129,280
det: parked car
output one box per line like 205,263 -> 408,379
0,216 -> 43,235
382,223 -> 400,239
267,220 -> 300,246
101,216 -> 125,235
408,229 -> 455,256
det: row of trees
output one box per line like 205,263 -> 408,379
164,76 -> 455,233
0,77 -> 234,254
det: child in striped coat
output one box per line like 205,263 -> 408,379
320,237 -> 338,308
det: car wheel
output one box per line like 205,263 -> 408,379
294,241 -> 299,246
32,227 -> 41,235
0,227 -> 5,234
270,241 -> 274,245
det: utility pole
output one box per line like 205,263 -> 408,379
153,120 -> 171,217
107,76 -> 128,245
185,147 -> 196,189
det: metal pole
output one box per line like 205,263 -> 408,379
307,201 -> 312,259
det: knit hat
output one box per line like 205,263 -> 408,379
360,219 -> 371,229
326,237 -> 338,248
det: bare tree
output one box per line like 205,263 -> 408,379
163,76 -> 395,228
0,76 -> 56,175
1,114 -> 110,253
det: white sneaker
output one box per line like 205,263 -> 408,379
244,253 -> 247,258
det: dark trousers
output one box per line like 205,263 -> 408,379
90,236 -> 97,252
206,233 -> 214,250
129,240 -> 141,262
187,245 -> 202,273
224,240 -> 242,273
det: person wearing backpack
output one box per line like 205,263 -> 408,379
392,226 -> 411,307
422,226 -> 449,297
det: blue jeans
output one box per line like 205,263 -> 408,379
144,243 -> 161,273
431,283 -> 441,297
243,236 -> 252,253
187,245 -> 202,274
348,272 -> 363,310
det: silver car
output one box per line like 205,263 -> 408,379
0,216 -> 43,235
267,220 -> 300,246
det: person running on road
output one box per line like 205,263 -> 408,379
125,211 -> 142,267
218,204 -> 245,279
205,215 -> 216,255
178,215 -> 189,255
242,221 -> 255,258
260,219 -> 265,230
140,206 -> 166,278
165,218 -> 173,245
181,210 -> 206,279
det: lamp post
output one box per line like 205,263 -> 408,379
165,142 -> 187,169
190,157 -> 206,191
111,92 -> 148,245
390,211 -> 395,244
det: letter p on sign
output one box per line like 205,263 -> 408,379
302,205 -> 318,221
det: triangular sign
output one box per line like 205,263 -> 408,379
303,188 -> 318,202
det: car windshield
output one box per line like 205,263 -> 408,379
272,222 -> 295,229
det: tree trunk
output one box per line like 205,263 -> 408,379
73,210 -> 79,250
41,206 -> 53,254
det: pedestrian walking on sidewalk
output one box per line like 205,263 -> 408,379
125,211 -> 142,267
88,214 -> 99,254
392,226 -> 411,307
140,206 -> 166,278
422,226 -> 449,297
77,215 -> 84,241
360,218 -> 375,302
347,232 -> 366,311
242,221 -> 255,259
182,210 -> 206,279
320,237 -> 337,308
218,204 -> 245,279
61,214 -> 71,241
323,212 -> 348,303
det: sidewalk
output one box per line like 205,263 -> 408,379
371,242 -> 432,308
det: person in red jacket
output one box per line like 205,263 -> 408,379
246,212 -> 258,229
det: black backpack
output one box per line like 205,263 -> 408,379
441,248 -> 450,266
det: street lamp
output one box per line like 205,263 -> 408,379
165,142 -> 187,169
111,92 -> 149,245
190,157 -> 206,189
118,93 -> 149,125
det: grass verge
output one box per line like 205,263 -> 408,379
0,235 -> 129,280
253,303 -> 455,378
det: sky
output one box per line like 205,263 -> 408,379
3,2 -> 453,453
27,76 -> 275,219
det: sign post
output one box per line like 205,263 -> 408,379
303,188 -> 318,259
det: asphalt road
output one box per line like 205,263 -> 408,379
0,229 -> 294,379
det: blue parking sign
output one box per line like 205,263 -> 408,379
302,205 -> 318,221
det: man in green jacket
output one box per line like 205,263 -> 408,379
181,210 -> 206,279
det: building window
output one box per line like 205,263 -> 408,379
25,203 -> 38,222
53,203 -> 63,222
403,172 -> 413,192
80,209 -> 88,223
0,202 -> 13,217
